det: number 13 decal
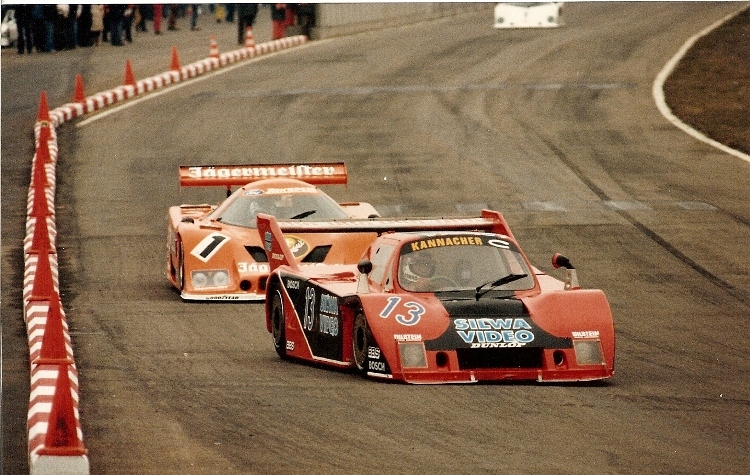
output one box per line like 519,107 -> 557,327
379,297 -> 424,326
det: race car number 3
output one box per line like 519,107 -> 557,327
379,297 -> 424,326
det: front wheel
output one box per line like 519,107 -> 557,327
352,312 -> 368,373
270,290 -> 287,359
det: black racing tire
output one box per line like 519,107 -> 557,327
352,312 -> 368,373
270,289 -> 287,359
177,236 -> 185,291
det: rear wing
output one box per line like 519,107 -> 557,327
256,210 -> 517,273
179,162 -> 348,188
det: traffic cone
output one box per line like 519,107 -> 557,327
244,26 -> 255,48
36,365 -> 87,456
209,35 -> 219,58
73,74 -> 86,103
170,45 -> 181,71
27,207 -> 55,255
37,91 -> 50,123
28,246 -> 54,301
124,59 -> 136,87
33,291 -> 74,366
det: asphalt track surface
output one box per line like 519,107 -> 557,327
2,4 -> 749,474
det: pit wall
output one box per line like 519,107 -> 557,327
312,3 -> 493,39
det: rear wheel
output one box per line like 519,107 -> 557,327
270,289 -> 287,359
352,312 -> 368,373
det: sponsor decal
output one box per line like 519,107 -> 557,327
238,262 -> 270,273
454,318 -> 535,348
410,235 -> 484,252
244,190 -> 264,195
572,331 -> 600,339
263,231 -> 273,252
394,334 -> 423,342
285,279 -> 300,289
206,295 -> 241,300
319,314 -> 339,337
191,232 -> 230,262
286,236 -> 310,258
187,165 -> 338,180
369,360 -> 387,372
368,347 -> 381,359
286,340 -> 295,351
265,187 -> 318,195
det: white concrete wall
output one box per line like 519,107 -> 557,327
313,3 -> 493,39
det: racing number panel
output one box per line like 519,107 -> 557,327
281,275 -> 345,362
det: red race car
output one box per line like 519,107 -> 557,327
258,211 -> 615,383
166,162 -> 380,301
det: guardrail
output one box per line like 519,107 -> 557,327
21,32 -> 308,475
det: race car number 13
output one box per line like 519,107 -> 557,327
379,296 -> 424,326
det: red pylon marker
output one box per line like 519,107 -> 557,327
244,26 -> 255,48
27,205 -> 55,255
73,74 -> 86,103
33,291 -> 74,366
28,246 -> 54,301
170,45 -> 181,71
36,365 -> 88,456
124,59 -> 136,86
209,35 -> 220,58
37,91 -> 50,123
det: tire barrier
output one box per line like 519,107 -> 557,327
21,35 -> 309,475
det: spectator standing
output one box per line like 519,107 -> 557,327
15,5 -> 34,54
31,5 -> 45,52
189,4 -> 200,31
108,4 -> 125,46
237,3 -> 258,44
123,5 -> 134,43
271,4 -> 286,40
167,4 -> 179,31
153,4 -> 163,34
78,5 -> 92,47
225,4 -> 235,22
296,4 -> 315,38
67,5 -> 82,49
90,4 -> 104,45
42,5 -> 57,52
135,5 -> 150,32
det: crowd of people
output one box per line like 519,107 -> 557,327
8,4 -> 316,55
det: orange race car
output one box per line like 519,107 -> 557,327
166,163 -> 380,301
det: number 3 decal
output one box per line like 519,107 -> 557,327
379,297 -> 424,326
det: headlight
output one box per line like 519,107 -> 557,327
573,340 -> 605,366
191,270 -> 230,289
398,342 -> 428,369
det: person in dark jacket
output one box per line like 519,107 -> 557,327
15,6 -> 34,54
236,3 -> 258,44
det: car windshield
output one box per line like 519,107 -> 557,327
211,191 -> 349,228
397,234 -> 534,293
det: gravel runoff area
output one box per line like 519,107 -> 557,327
664,6 -> 750,155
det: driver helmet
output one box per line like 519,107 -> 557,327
401,252 -> 436,284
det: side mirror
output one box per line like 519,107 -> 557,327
357,259 -> 373,294
551,253 -> 580,290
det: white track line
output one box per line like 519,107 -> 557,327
653,5 -> 750,164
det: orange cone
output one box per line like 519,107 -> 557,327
27,206 -> 55,255
28,246 -> 54,301
37,91 -> 50,123
124,59 -> 136,86
36,365 -> 87,456
33,291 -> 74,365
209,35 -> 220,58
73,74 -> 86,103
244,26 -> 255,48
170,45 -> 181,71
